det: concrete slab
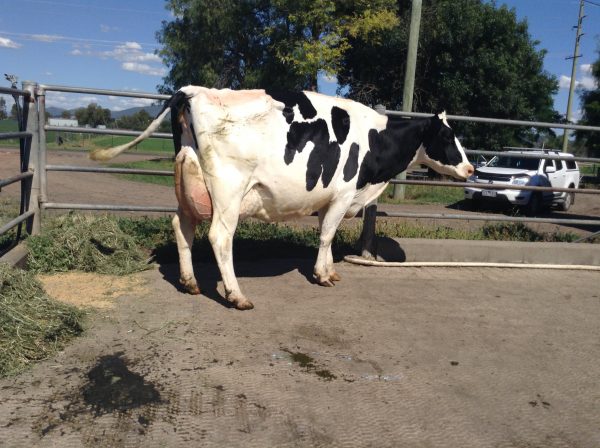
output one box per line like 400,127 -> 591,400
377,237 -> 600,266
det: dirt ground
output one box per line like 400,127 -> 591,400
1,262 -> 599,447
1,147 -> 599,237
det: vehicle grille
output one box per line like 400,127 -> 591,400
475,172 -> 512,182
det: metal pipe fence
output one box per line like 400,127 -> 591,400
0,82 -> 36,255
2,82 -> 600,261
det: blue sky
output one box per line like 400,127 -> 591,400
1,0 -> 599,118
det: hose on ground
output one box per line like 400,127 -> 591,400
343,255 -> 600,271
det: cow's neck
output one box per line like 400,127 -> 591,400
357,116 -> 429,189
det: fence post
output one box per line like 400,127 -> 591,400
360,104 -> 387,259
22,81 -> 41,235
36,86 -> 48,205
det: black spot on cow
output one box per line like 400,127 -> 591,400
356,114 -> 463,189
284,120 -> 327,164
307,141 -> 341,190
331,106 -> 350,144
284,118 -> 340,191
422,115 -> 462,166
343,143 -> 360,182
356,117 -> 426,189
266,89 -> 317,124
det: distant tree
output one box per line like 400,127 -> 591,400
0,97 -> 7,119
576,49 -> 600,157
156,0 -> 398,92
116,110 -> 153,131
10,103 -> 18,120
339,0 -> 559,151
74,103 -> 111,127
61,110 -> 72,119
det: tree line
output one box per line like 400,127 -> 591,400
156,0 -> 599,155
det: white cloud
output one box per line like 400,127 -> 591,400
0,37 -> 21,48
559,75 -> 572,89
31,34 -> 63,43
579,75 -> 597,90
559,64 -> 597,91
70,40 -> 164,76
100,24 -> 118,33
122,62 -> 166,76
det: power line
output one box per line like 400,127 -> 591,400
0,31 -> 159,49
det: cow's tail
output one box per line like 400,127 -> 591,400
89,91 -> 188,161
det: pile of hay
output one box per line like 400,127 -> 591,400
27,214 -> 151,275
0,263 -> 84,377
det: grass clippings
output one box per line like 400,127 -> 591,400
0,263 -> 84,377
26,213 -> 151,275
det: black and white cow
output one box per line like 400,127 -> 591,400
91,87 -> 473,310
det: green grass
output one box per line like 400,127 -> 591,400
379,183 -> 464,205
88,135 -> 174,154
113,215 -> 586,268
0,119 -> 173,154
45,133 -> 173,154
0,119 -> 20,147
0,262 -> 85,377
108,158 -> 174,186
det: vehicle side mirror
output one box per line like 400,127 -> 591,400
545,166 -> 556,174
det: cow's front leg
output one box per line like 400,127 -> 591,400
315,204 -> 346,286
172,209 -> 200,294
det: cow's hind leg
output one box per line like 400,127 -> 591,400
206,182 -> 253,310
315,203 -> 347,286
172,209 -> 200,294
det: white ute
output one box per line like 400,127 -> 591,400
464,150 -> 580,213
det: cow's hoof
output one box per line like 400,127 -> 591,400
226,292 -> 254,310
180,279 -> 201,295
235,300 -> 254,310
330,272 -> 341,282
314,273 -> 335,287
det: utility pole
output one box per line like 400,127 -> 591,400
562,0 -> 585,152
393,0 -> 422,200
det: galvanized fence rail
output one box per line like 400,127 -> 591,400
2,82 -> 600,260
0,84 -> 36,254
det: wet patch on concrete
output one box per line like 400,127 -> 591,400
283,349 -> 337,381
82,352 -> 163,415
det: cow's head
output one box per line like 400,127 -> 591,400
417,112 -> 474,179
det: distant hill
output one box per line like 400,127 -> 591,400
46,104 -> 163,119
46,106 -> 67,117
111,104 -> 163,119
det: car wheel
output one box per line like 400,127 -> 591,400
526,193 -> 542,216
559,192 -> 574,211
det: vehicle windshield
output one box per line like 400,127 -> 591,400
486,155 -> 539,170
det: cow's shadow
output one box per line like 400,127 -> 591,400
158,258 -> 316,307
